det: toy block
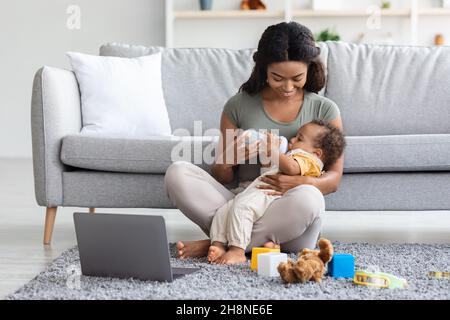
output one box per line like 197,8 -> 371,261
250,247 -> 280,271
257,252 -> 288,277
328,253 -> 355,278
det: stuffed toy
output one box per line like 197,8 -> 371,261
277,238 -> 334,283
240,0 -> 266,10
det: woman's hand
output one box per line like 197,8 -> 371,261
256,173 -> 315,196
216,130 -> 260,167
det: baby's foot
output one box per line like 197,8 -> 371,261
217,246 -> 247,265
207,242 -> 226,263
263,241 -> 280,249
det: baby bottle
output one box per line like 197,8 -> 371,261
242,129 -> 288,154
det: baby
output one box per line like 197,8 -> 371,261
208,120 -> 346,265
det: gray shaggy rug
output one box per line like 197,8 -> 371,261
6,243 -> 450,300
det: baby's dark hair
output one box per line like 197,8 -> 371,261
310,120 -> 346,169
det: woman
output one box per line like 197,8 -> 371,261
164,22 -> 344,262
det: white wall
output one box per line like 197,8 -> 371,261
0,0 -> 165,158
1,0 -> 449,158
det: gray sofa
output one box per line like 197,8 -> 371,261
31,41 -> 450,244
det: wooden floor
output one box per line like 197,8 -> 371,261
1,158 -> 449,298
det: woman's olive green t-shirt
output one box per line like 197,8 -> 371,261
222,90 -> 340,139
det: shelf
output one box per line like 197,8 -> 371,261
292,9 -> 410,17
173,8 -> 450,20
173,9 -> 414,20
166,0 -> 450,47
173,10 -> 284,19
418,8 -> 450,16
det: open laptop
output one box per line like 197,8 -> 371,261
73,212 -> 200,282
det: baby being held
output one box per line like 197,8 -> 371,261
208,120 -> 346,265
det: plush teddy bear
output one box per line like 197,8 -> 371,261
240,0 -> 266,10
277,238 -> 334,283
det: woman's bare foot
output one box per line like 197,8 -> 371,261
177,239 -> 210,259
263,241 -> 280,249
216,246 -> 247,265
207,242 -> 226,263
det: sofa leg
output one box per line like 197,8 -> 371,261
89,208 -> 95,214
43,207 -> 57,245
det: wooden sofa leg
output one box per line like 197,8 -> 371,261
89,208 -> 95,214
43,207 -> 57,245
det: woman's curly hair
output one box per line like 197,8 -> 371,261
310,120 -> 346,169
239,22 -> 326,95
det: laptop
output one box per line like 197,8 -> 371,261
73,212 -> 200,282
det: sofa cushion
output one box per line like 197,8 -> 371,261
99,42 -> 329,134
325,41 -> 450,136
66,51 -> 172,138
100,44 -> 255,135
61,170 -> 450,210
343,134 -> 450,173
60,134 -> 450,174
60,134 -> 219,174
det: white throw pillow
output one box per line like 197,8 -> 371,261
66,51 -> 172,138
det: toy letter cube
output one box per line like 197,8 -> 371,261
328,253 -> 355,278
250,247 -> 281,271
257,252 -> 288,277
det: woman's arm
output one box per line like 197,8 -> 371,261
258,117 -> 344,196
211,113 -> 236,184
309,152 -> 343,194
211,112 -> 260,184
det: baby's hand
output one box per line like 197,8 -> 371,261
260,162 -> 272,168
259,132 -> 280,167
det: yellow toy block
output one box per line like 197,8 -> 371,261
250,247 -> 280,271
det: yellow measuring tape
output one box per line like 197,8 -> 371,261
428,271 -> 450,279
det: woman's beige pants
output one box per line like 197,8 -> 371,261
164,161 -> 325,253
